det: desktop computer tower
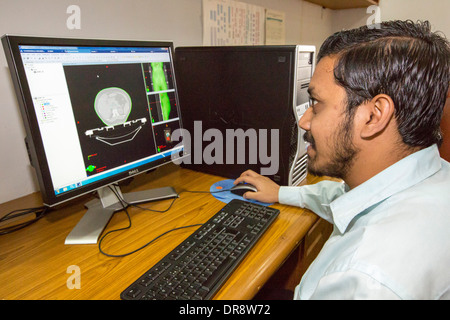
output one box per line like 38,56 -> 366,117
174,45 -> 315,186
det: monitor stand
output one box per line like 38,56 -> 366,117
65,185 -> 178,245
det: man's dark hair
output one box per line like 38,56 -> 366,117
318,20 -> 450,148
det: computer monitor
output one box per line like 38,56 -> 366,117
2,35 -> 187,244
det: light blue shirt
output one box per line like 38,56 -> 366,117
279,145 -> 450,300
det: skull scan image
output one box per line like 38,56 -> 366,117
86,87 -> 147,146
95,87 -> 131,126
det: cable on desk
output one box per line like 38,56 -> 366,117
99,223 -> 204,258
122,188 -> 231,214
98,186 -> 231,258
0,206 -> 49,235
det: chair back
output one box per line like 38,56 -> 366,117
439,89 -> 450,161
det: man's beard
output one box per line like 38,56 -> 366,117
303,115 -> 359,180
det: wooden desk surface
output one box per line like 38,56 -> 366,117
0,164 -> 320,300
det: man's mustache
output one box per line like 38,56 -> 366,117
303,131 -> 315,147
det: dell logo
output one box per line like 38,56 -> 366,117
128,169 -> 139,176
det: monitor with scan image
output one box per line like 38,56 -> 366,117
2,35 -> 187,244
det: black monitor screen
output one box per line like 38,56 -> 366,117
3,35 -> 185,207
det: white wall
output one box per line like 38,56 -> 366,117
331,0 -> 450,36
332,7 -> 367,31
299,1 -> 334,52
379,0 -> 450,36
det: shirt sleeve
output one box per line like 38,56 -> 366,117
278,180 -> 347,224
306,270 -> 401,300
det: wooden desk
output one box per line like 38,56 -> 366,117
0,164 -> 323,300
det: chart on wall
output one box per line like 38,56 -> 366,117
202,0 -> 286,46
202,0 -> 265,45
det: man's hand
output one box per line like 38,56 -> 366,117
233,170 -> 280,203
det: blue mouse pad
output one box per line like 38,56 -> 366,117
209,179 -> 273,206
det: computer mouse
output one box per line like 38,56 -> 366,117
230,183 -> 258,197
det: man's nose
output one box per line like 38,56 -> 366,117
298,106 -> 312,131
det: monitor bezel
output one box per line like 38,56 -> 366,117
2,34 -> 185,207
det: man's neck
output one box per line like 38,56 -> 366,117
344,143 -> 421,189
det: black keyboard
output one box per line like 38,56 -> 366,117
120,199 -> 279,300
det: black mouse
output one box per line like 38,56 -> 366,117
230,183 -> 258,196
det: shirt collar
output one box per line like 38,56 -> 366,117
330,145 -> 442,233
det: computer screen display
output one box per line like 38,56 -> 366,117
2,35 -> 185,208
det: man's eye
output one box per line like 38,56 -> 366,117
309,97 -> 317,106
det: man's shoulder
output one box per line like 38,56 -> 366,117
390,157 -> 450,207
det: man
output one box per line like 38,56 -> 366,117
234,20 -> 450,299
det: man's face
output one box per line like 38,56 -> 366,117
299,55 -> 360,179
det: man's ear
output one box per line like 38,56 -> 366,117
359,94 -> 395,139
